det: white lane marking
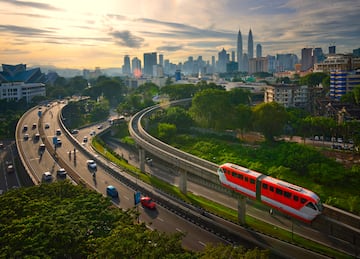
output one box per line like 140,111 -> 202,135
123,195 -> 130,200
176,228 -> 182,233
157,217 -> 164,222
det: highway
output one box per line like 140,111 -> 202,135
15,101 -> 353,258
39,102 -> 231,253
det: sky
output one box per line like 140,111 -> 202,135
0,0 -> 359,70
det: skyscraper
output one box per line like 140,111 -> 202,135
256,44 -> 262,58
248,29 -> 253,59
301,48 -> 313,71
122,55 -> 131,75
143,52 -> 157,77
237,30 -> 243,71
159,54 -> 164,67
131,57 -> 141,77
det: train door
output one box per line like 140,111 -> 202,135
256,175 -> 266,201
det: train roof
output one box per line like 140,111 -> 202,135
221,163 -> 263,178
262,176 -> 320,200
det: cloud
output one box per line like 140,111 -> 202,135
0,0 -> 62,11
156,45 -> 183,52
109,30 -> 144,48
0,25 -> 52,36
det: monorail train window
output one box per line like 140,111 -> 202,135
245,177 -> 248,182
284,191 -> 291,198
276,188 -> 283,195
269,186 -> 274,192
306,202 -> 316,210
262,183 -> 268,189
250,179 -> 255,184
293,195 -> 299,201
300,198 -> 307,204
232,172 -> 237,177
238,174 -> 243,180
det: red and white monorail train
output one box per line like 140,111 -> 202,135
218,163 -> 323,223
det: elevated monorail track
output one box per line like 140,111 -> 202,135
129,99 -> 360,256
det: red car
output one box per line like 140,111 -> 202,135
140,196 -> 156,209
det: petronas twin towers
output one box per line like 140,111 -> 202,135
237,29 -> 253,72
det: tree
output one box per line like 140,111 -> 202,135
299,72 -> 328,87
189,89 -> 230,130
252,102 -> 288,142
160,106 -> 193,131
0,181 -> 201,258
158,123 -> 177,141
160,83 -> 198,100
233,104 -> 252,138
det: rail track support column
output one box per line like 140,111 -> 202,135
139,148 -> 145,172
179,168 -> 187,194
237,195 -> 246,225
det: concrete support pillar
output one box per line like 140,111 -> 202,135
139,148 -> 145,172
237,195 -> 246,225
179,168 -> 187,194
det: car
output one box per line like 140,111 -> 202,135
56,138 -> 62,146
57,168 -> 67,178
83,136 -> 88,142
7,164 -> 14,173
32,123 -> 37,129
23,125 -> 28,131
87,160 -> 97,170
56,129 -> 61,135
24,134 -> 29,140
106,185 -> 118,198
71,129 -> 79,134
42,172 -> 52,182
39,143 -> 46,151
44,123 -> 50,129
146,157 -> 153,166
34,133 -> 40,141
97,124 -> 103,130
140,196 -> 156,209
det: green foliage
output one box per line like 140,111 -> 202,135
0,99 -> 30,138
158,123 -> 177,141
157,106 -> 194,132
160,83 -> 198,100
0,181 -> 194,258
299,72 -> 329,87
62,99 -> 109,128
340,85 -> 360,105
252,102 -> 288,141
84,77 -> 126,107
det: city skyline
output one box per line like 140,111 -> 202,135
1,0 -> 360,70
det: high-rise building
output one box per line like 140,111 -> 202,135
248,29 -> 253,59
353,48 -> 360,57
131,57 -> 141,77
143,52 -> 157,77
313,47 -> 324,63
122,55 -> 131,75
301,48 -> 313,71
329,45 -> 336,54
217,48 -> 229,73
276,54 -> 298,72
159,54 -> 164,67
237,30 -> 243,71
231,51 -> 235,62
256,44 -> 262,58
